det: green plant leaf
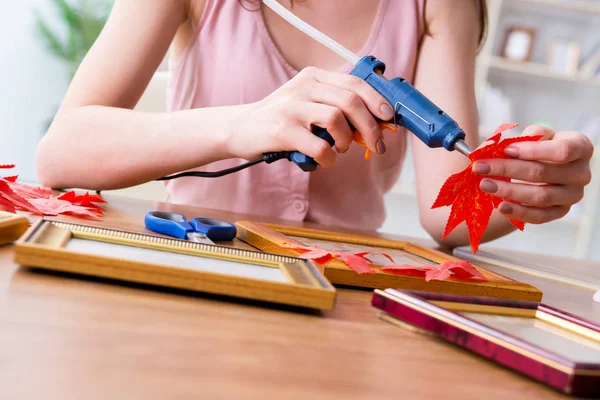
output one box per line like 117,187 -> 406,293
34,10 -> 69,61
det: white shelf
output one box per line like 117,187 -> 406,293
487,56 -> 600,87
505,0 -> 600,14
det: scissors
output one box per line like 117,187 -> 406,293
144,211 -> 237,244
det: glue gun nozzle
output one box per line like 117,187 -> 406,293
453,139 -> 473,157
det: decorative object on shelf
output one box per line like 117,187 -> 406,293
579,42 -> 600,78
547,38 -> 581,75
500,25 -> 536,62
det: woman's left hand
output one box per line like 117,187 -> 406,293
472,125 -> 594,224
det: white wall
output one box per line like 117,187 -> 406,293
0,0 -> 69,182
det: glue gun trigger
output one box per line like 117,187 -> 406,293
352,121 -> 398,160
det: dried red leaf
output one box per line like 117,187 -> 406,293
283,244 -> 377,274
0,194 -> 17,213
337,253 -> 373,274
432,124 -> 543,253
297,248 -> 336,263
29,198 -> 103,220
6,180 -> 53,199
380,264 -> 430,279
381,260 -> 487,282
0,180 -> 41,215
426,260 -> 487,281
58,191 -> 106,209
431,168 -> 472,209
0,165 -> 105,219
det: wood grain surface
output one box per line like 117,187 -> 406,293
1,194 -> 599,400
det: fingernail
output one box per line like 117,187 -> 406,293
380,103 -> 394,120
499,203 -> 513,214
505,146 -> 519,158
480,179 -> 498,193
472,162 -> 491,175
376,138 -> 387,155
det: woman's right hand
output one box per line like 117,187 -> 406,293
228,66 -> 396,167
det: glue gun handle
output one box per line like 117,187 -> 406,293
288,126 -> 336,172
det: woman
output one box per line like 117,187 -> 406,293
36,0 -> 593,248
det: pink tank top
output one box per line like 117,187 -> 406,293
166,0 -> 424,230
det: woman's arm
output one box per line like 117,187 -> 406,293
412,0 -> 593,248
37,0 -> 214,189
411,0 -> 516,246
37,0 -> 394,191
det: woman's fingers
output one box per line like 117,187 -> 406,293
521,124 -> 556,140
287,102 -> 354,154
280,126 -> 338,168
468,125 -> 594,227
479,179 -> 584,207
253,66 -> 399,165
298,67 -> 395,122
497,202 -> 570,225
303,81 -> 383,153
472,158 -> 592,186
503,130 -> 594,163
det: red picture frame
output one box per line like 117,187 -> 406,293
372,289 -> 600,396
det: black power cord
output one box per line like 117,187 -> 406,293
155,151 -> 291,180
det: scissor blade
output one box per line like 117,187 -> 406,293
186,232 -> 215,245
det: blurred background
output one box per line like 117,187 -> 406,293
1,0 -> 599,259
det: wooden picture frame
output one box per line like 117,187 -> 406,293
0,212 -> 29,246
235,222 -> 543,302
13,220 -> 336,310
372,290 -> 600,396
501,25 -> 536,62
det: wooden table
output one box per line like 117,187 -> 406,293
1,195 -> 598,400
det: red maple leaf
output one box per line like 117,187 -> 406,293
58,191 -> 106,209
0,179 -> 41,214
0,164 -> 106,219
380,260 -> 487,282
431,124 -> 543,253
282,244 -> 377,274
29,198 -> 103,220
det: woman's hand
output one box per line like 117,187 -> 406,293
472,125 -> 594,224
228,66 -> 395,166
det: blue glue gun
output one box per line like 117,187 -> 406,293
288,56 -> 472,172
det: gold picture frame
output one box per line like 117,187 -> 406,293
14,220 -> 336,310
0,212 -> 29,246
235,221 -> 543,302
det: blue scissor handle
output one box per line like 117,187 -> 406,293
144,211 -> 192,239
189,218 -> 237,241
